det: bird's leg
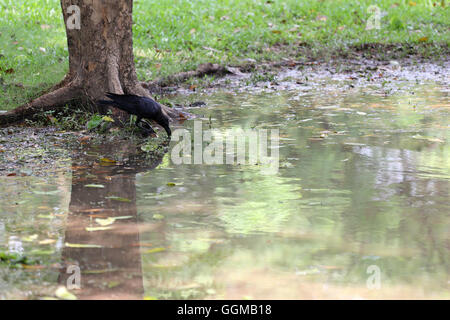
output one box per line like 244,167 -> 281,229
139,120 -> 157,137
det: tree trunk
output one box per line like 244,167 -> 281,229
0,0 -> 177,125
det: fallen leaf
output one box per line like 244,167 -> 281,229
153,214 -> 165,220
145,247 -> 166,254
84,184 -> 105,188
113,216 -> 133,220
55,287 -> 77,300
99,157 -> 116,163
412,135 -> 444,143
95,217 -> 116,226
86,226 -> 113,232
37,214 -> 53,219
33,190 -> 60,195
65,242 -> 103,248
22,265 -> 46,270
101,116 -> 114,123
107,281 -> 121,289
106,196 -> 131,202
95,216 -> 133,226
39,239 -> 56,245
22,234 -> 38,242
80,208 -> 106,213
82,268 -> 118,274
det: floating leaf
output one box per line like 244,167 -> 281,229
113,216 -> 133,220
39,239 -> 56,245
84,184 -> 105,188
412,135 -> 444,143
22,234 -> 38,242
29,249 -> 54,255
106,196 -> 131,202
33,190 -> 60,195
86,226 -> 113,232
82,268 -> 118,274
37,214 -> 53,219
99,157 -> 116,163
65,242 -> 103,248
95,216 -> 133,226
145,247 -> 166,254
55,287 -> 77,300
107,281 -> 121,289
95,217 -> 116,226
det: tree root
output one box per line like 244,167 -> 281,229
141,63 -> 230,94
140,59 -> 312,95
0,84 -> 81,126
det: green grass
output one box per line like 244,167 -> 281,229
0,0 -> 448,110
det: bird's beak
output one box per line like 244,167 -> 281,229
164,125 -> 172,138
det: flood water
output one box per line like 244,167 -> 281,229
0,77 -> 449,299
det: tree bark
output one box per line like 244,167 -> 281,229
0,0 -> 178,126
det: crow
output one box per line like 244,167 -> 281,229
98,92 -> 171,137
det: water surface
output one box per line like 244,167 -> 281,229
0,79 -> 448,299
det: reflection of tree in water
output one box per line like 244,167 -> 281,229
58,141 -> 166,299
340,144 -> 449,282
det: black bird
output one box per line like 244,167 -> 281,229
98,92 -> 171,137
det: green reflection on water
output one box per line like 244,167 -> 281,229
138,83 -> 449,299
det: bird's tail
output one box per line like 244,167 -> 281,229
97,92 -> 135,114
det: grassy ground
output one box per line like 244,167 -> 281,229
0,0 -> 448,110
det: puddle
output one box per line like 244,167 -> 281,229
0,74 -> 449,299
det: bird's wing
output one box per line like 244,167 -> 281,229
138,97 -> 163,118
104,93 -> 143,114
